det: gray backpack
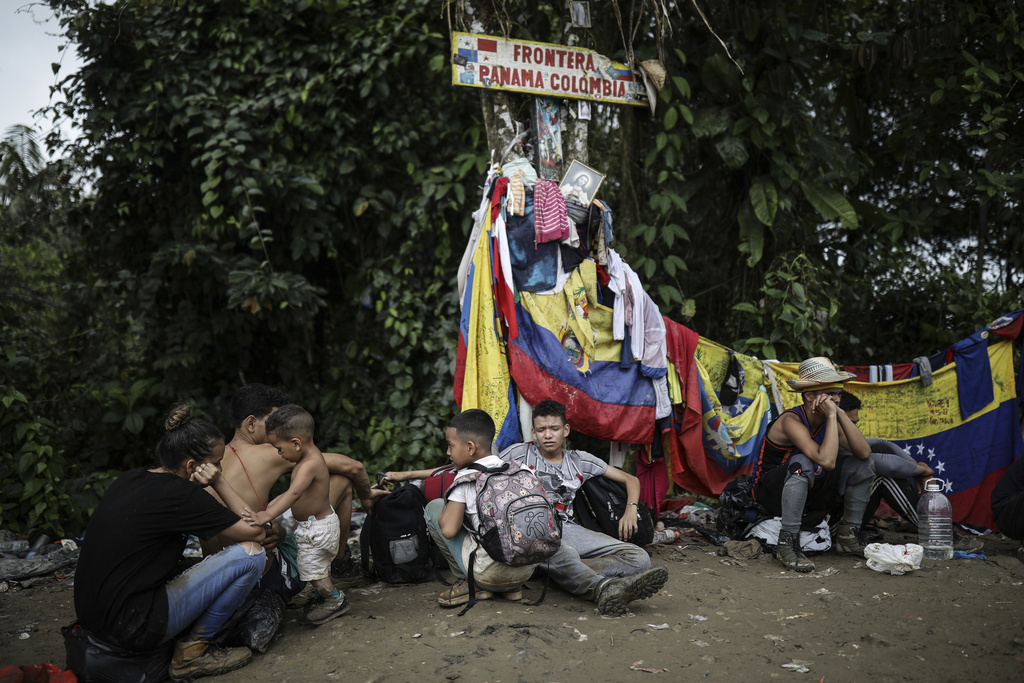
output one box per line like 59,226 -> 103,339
458,461 -> 562,566
445,462 -> 562,614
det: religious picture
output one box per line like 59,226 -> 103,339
570,1 -> 591,28
533,97 -> 563,181
559,160 -> 604,206
577,100 -> 591,121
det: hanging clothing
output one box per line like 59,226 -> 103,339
534,180 -> 571,244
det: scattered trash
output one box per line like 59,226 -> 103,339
412,633 -> 421,638
781,661 -> 810,673
19,633 -> 30,640
691,640 -> 710,647
768,567 -> 839,579
647,623 -> 670,630
572,628 -> 588,642
811,588 -> 831,595
764,634 -> 785,644
864,543 -> 922,575
952,551 -> 986,560
688,614 -> 707,621
783,612 -> 814,620
720,558 -> 748,567
722,539 -> 763,560
630,660 -> 668,673
61,539 -> 78,552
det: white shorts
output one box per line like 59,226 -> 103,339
293,510 -> 340,582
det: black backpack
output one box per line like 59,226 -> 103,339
573,476 -> 655,547
360,483 -> 433,583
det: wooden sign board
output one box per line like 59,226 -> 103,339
452,32 -> 648,107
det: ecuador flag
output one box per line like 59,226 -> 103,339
508,260 -> 658,443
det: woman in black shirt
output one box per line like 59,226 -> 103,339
75,404 -> 267,682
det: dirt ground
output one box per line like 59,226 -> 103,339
3,528 -> 1023,683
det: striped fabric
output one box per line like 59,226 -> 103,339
533,179 -> 570,244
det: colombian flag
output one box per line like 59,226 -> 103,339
453,213 -> 520,450
508,259 -> 657,443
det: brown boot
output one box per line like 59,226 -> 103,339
835,524 -> 867,556
774,530 -> 815,572
169,640 -> 252,682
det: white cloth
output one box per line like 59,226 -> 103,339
294,511 -> 341,582
608,442 -> 628,469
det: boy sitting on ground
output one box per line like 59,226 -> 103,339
501,399 -> 668,616
245,404 -> 348,625
425,409 -> 535,607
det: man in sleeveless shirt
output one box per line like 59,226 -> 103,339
751,358 -> 873,572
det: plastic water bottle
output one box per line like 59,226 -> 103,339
0,540 -> 29,553
651,528 -> 681,544
917,480 -> 953,561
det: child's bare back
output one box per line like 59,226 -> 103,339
288,447 -> 333,522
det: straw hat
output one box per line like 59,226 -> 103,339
785,356 -> 856,391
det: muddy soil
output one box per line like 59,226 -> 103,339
3,529 -> 1023,682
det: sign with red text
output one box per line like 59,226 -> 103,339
451,32 -> 648,106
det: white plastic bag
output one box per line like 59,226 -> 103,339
864,543 -> 923,575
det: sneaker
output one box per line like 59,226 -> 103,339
437,578 -> 493,607
496,587 -> 523,602
168,640 -> 252,682
774,530 -> 816,572
596,565 -> 669,616
835,524 -> 867,556
302,591 -> 351,625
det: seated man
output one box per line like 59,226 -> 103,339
499,399 -> 668,616
203,384 -> 382,597
838,391 -> 933,534
991,452 -> 1024,544
751,357 -> 873,572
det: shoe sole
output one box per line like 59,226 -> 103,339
438,590 -> 493,607
598,565 -> 668,616
169,654 -> 252,682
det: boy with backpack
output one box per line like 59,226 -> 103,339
500,400 -> 668,616
426,409 -> 555,608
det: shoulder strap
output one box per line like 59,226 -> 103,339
467,461 -> 511,475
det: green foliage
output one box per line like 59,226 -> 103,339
602,0 -> 1021,361
4,0 -> 1022,534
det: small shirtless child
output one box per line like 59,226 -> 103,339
246,404 -> 348,625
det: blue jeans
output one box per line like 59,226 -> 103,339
163,542 -> 266,643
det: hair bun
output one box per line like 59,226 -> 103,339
165,403 -> 195,431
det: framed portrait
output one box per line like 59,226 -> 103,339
558,160 -> 604,206
570,1 -> 591,28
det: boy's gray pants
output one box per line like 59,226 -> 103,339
542,520 -> 651,601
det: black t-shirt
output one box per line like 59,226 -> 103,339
74,469 -> 240,650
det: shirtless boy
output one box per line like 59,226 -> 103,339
203,384 -> 381,588
246,404 -> 349,625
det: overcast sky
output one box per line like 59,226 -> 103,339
1,1 -> 82,153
